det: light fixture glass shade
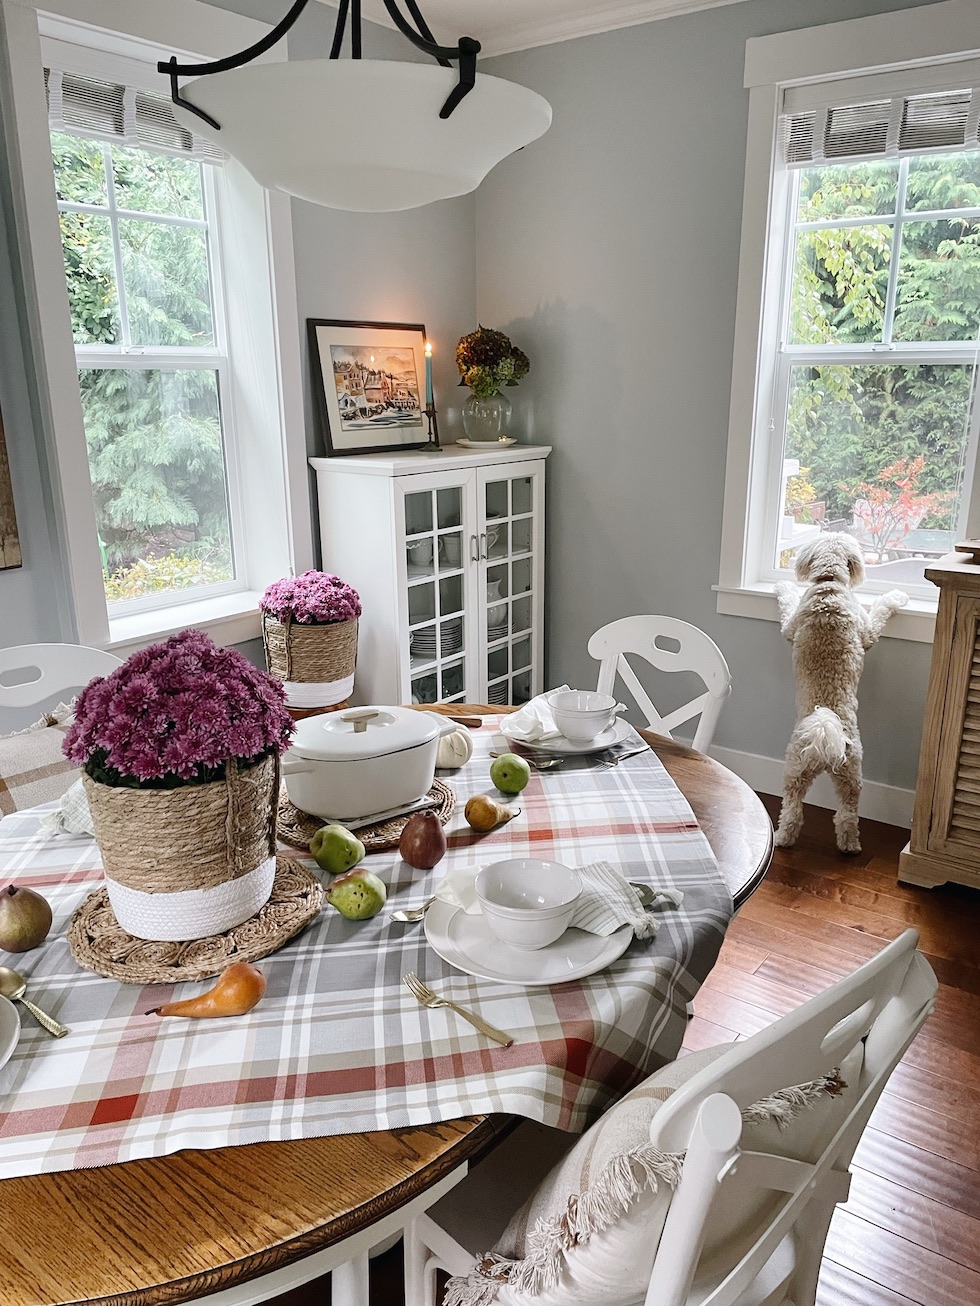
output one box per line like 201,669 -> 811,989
170,60 -> 553,211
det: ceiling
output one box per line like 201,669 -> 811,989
314,1 -> 748,58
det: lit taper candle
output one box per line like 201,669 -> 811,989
424,341 -> 434,407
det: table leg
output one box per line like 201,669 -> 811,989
331,1252 -> 371,1306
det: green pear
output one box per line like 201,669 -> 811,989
489,752 -> 531,795
310,823 -> 365,876
325,869 -> 388,920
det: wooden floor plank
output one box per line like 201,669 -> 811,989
679,1016 -> 739,1053
853,1128 -> 980,1221
844,1167 -> 980,1273
884,1060 -> 980,1131
869,1091 -> 980,1171
689,984 -> 781,1036
816,1259 -> 922,1306
700,958 -> 812,1017
825,1207 -> 980,1306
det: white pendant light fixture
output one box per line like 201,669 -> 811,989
159,0 -> 552,212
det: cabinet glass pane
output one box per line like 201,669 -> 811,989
405,491 -> 432,535
511,517 -> 532,555
512,595 -> 531,634
440,574 -> 463,616
406,536 -> 435,576
441,661 -> 464,699
437,487 -> 462,529
488,646 -> 508,679
412,673 -> 438,704
408,582 -> 435,626
487,602 -> 508,640
485,479 -> 508,521
512,636 -> 532,672
512,556 -> 531,596
410,623 -> 437,666
439,616 -> 463,658
487,520 -> 508,561
512,670 -> 532,705
487,679 -> 509,705
487,563 -> 508,603
512,476 -> 533,516
438,531 -> 463,570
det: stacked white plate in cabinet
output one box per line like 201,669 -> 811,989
412,627 -> 463,660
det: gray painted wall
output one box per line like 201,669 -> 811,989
478,0 -> 951,790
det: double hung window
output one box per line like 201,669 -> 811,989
720,5 -> 980,636
48,71 -> 239,610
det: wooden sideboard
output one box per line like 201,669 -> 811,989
900,543 -> 980,890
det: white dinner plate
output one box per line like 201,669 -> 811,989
424,899 -> 633,986
0,995 -> 20,1069
500,716 -> 634,756
455,437 -> 517,448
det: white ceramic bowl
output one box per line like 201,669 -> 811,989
550,690 -> 626,743
476,859 -> 582,950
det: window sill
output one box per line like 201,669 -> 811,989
107,591 -> 263,654
714,583 -> 936,643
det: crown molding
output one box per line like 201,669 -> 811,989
314,1 -> 747,58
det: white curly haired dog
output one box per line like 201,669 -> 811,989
774,532 -> 907,853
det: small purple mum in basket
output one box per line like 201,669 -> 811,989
64,629 -> 294,788
260,570 -> 362,625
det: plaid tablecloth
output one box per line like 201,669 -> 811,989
0,716 -> 732,1178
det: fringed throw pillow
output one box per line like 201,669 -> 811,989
446,1043 -> 860,1306
0,703 -> 78,816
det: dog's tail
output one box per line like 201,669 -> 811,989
793,707 -> 849,768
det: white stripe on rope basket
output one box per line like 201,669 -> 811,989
105,856 -> 277,941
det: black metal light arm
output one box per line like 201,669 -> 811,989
158,0 -> 481,130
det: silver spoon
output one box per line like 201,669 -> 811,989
0,965 -> 69,1037
391,895 -> 437,923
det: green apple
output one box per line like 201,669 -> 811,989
310,823 -> 365,875
325,869 -> 387,920
489,752 -> 531,795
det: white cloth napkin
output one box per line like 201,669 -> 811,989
500,686 -> 570,744
436,860 -> 683,939
39,777 -> 95,837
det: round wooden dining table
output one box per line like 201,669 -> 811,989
0,709 -> 772,1306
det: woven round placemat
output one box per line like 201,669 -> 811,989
276,778 -> 455,852
67,858 -> 323,984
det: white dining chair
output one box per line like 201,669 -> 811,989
404,928 -> 936,1306
0,642 -> 121,720
588,616 -> 732,753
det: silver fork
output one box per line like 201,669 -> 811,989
403,972 -> 514,1047
489,749 -> 562,771
595,744 -> 652,770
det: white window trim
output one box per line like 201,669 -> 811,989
1,0 -> 313,652
717,0 -> 980,645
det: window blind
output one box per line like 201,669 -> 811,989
45,69 -> 224,164
778,57 -> 980,166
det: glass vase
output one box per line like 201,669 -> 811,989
462,390 -> 513,441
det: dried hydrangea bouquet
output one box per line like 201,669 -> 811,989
260,570 -> 362,710
65,630 -> 294,941
456,325 -> 530,441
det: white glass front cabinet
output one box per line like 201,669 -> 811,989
310,445 -> 550,707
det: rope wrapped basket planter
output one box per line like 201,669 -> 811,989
63,630 -> 303,951
82,753 -> 281,942
262,612 -> 358,710
261,570 -> 362,710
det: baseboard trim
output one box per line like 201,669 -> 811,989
708,744 -> 914,829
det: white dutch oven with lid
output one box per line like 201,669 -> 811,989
281,706 -> 457,821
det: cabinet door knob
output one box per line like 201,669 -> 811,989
469,534 -> 480,562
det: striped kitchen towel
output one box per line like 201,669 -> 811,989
571,860 -> 683,938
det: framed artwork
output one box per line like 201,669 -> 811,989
308,318 -> 432,456
0,401 -> 22,571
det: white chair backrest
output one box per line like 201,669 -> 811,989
0,643 -> 122,713
588,615 -> 732,752
643,929 -> 937,1306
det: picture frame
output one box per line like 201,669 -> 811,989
308,318 -> 433,456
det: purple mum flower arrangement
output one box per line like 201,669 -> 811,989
65,629 -> 294,789
260,571 -> 361,626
